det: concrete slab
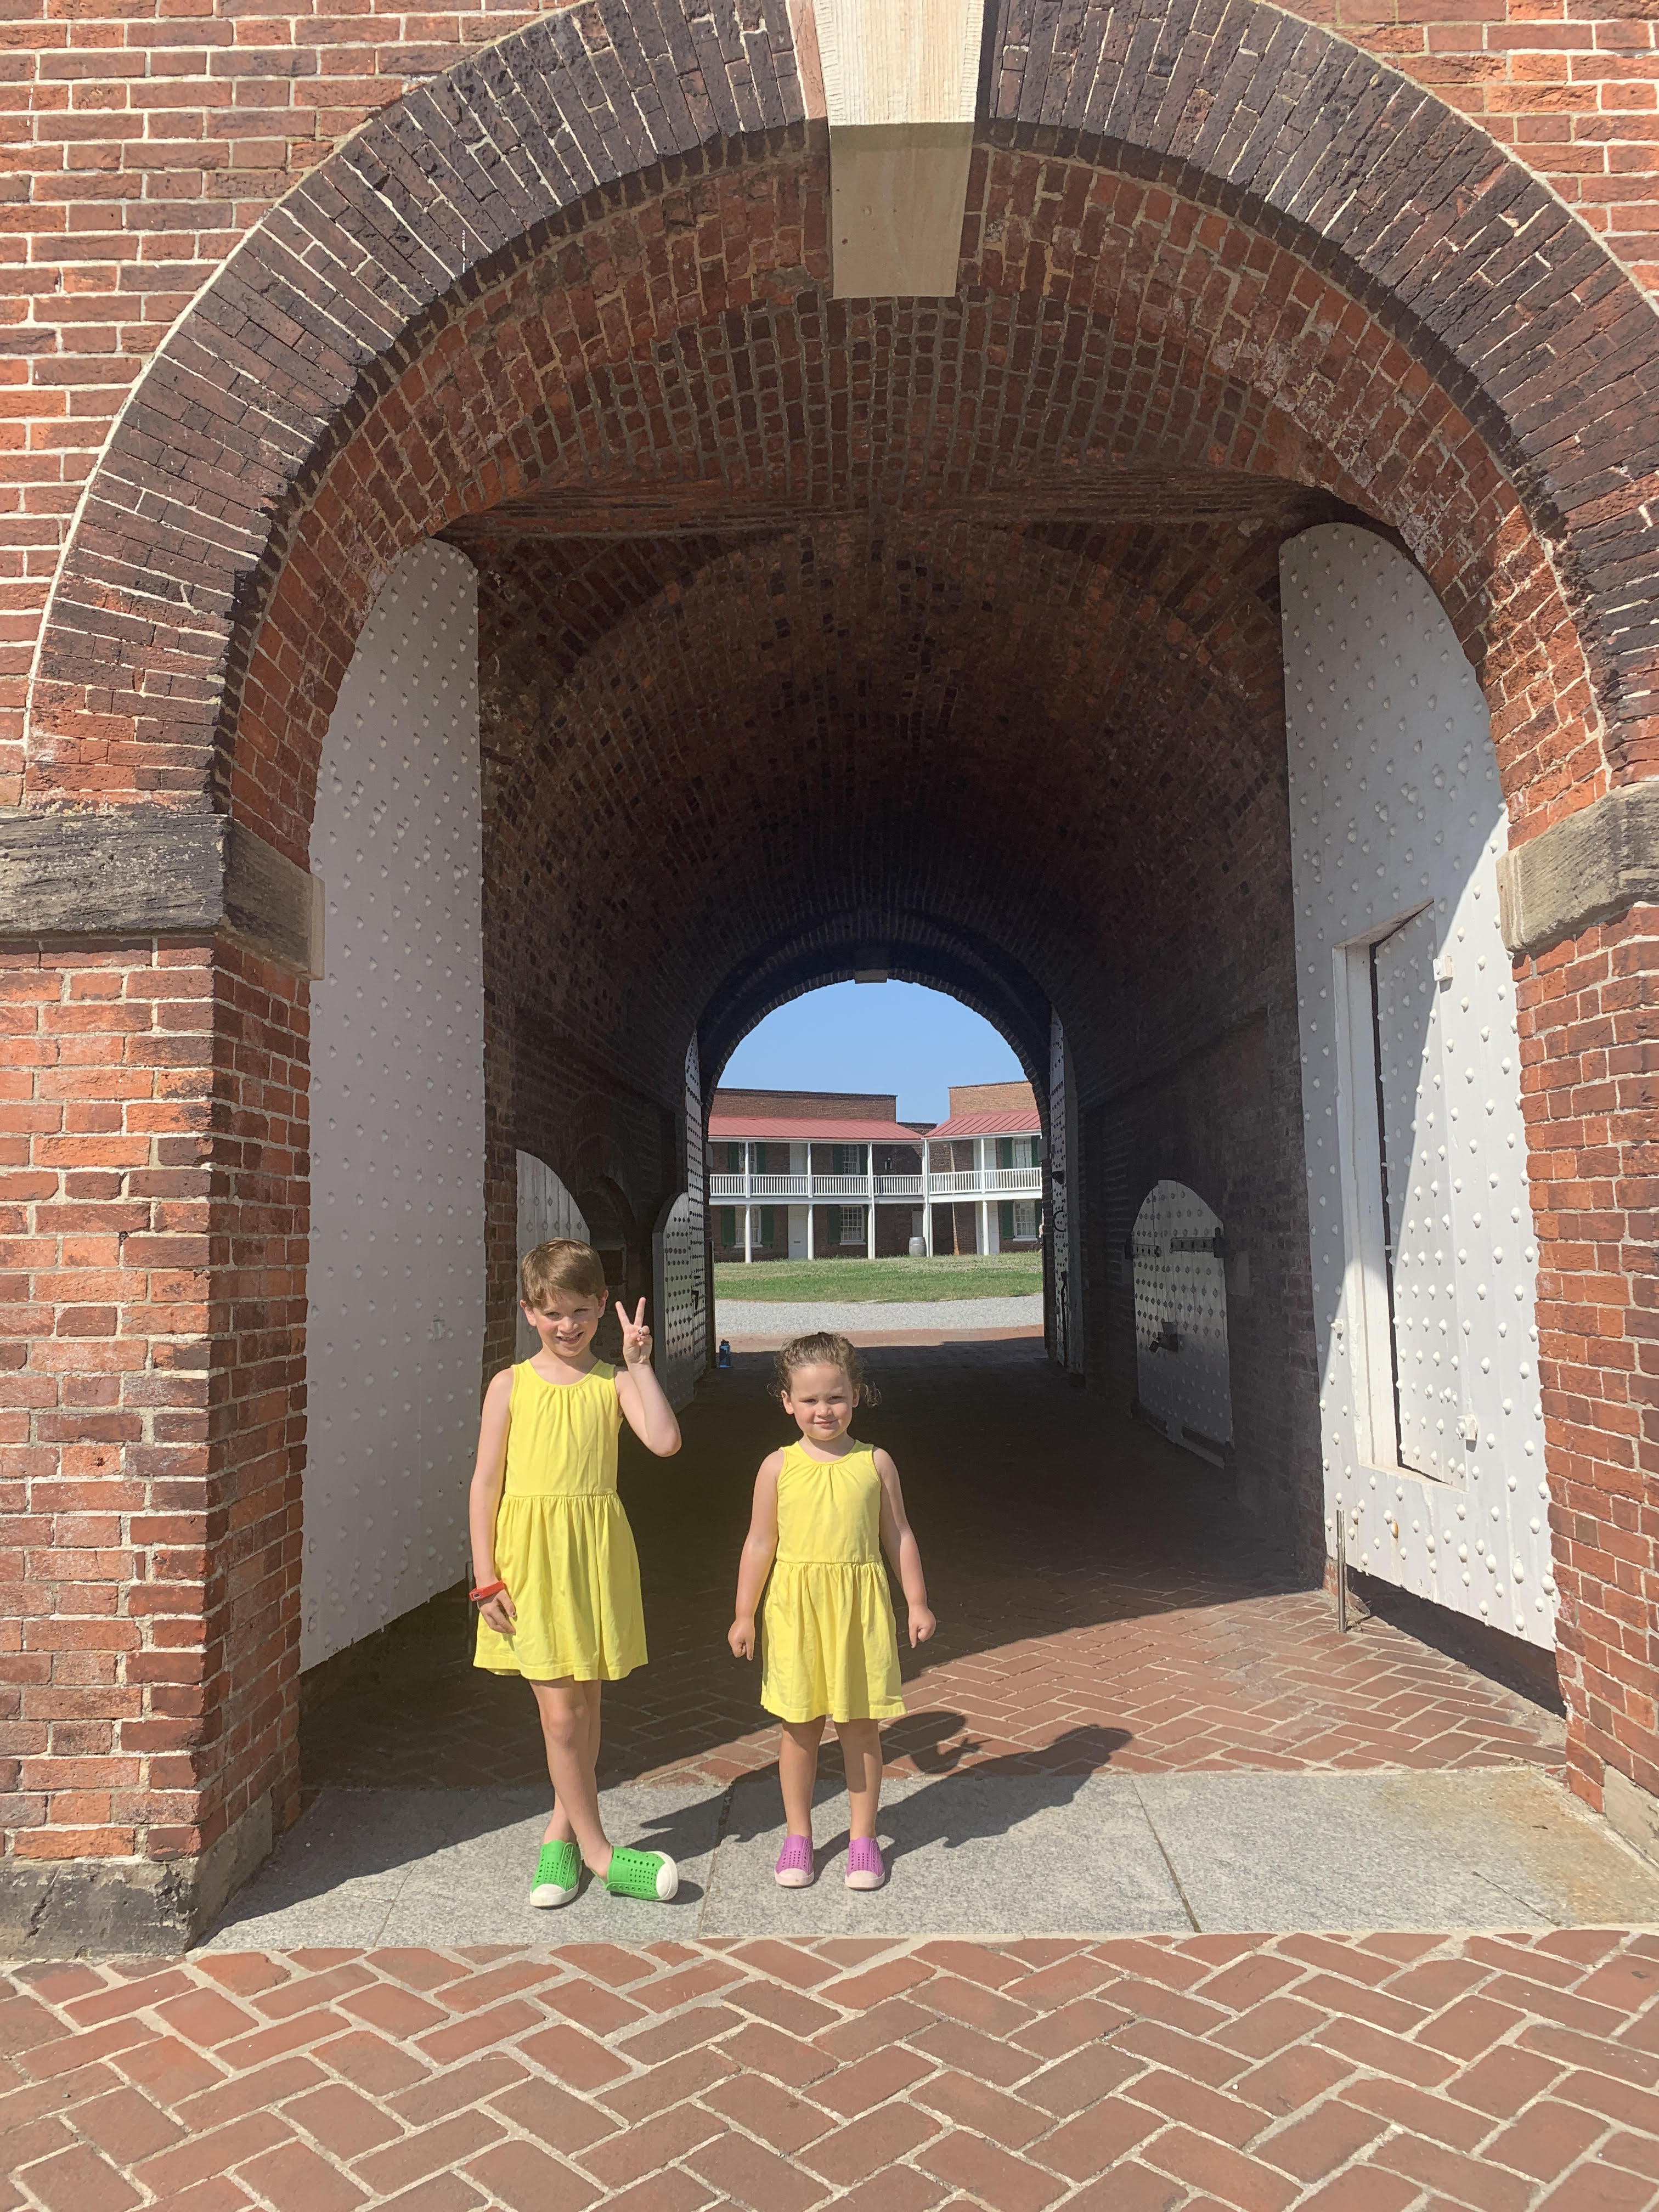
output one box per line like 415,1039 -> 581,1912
199,1766 -> 1659,1948
694,1773 -> 1191,1938
1140,1768 -> 1659,1931
200,1785 -> 725,1950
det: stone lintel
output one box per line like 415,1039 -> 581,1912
0,808 -> 322,978
1497,782 -> 1659,958
0,1793 -> 273,1959
829,123 -> 975,297
815,0 -> 982,298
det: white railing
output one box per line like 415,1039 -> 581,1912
710,1167 -> 1044,1203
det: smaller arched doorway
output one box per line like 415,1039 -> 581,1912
1131,1181 -> 1235,1469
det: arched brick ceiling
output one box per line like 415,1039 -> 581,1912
188,144 -> 1607,865
30,0 -> 1659,830
478,510 -> 1308,1105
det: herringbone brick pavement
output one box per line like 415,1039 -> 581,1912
7,1931 -> 1658,2210
303,1349 -> 1564,1799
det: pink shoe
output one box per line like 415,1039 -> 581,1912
845,1837 -> 886,1891
774,1834 -> 815,1888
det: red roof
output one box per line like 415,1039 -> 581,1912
707,1114 -> 923,1144
926,1108 -> 1042,1138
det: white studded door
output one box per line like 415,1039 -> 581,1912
1132,1181 -> 1233,1462
1282,524 -> 1553,1648
304,541 -> 486,1671
651,1192 -> 704,1412
515,1153 -> 589,1361
651,1037 -> 707,1410
1047,1011 -> 1078,1371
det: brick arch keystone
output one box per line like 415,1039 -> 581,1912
26,0 -> 1659,809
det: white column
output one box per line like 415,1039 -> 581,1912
977,1142 -> 988,1255
806,1194 -> 815,1261
743,1204 -> 752,1264
922,1138 -> 933,1256
867,1147 -> 877,1257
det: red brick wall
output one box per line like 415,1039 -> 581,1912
712,1090 -> 899,1121
1518,911 -> 1659,1812
946,1082 -> 1037,1119
2,939 -> 307,1868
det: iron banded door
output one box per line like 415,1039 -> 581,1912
1371,907 -> 1449,1477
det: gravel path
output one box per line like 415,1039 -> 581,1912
716,1293 -> 1043,1335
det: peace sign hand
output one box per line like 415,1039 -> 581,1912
617,1297 -> 653,1368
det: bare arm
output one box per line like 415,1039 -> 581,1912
613,1297 -> 682,1457
728,1451 -> 783,1660
874,1447 -> 935,1648
468,1367 -> 517,1636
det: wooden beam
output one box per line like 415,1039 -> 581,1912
0,807 -> 323,977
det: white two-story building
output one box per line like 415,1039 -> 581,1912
707,1081 -> 1043,1262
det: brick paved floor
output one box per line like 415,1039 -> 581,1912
11,1347 -> 1630,2209
8,1932 -> 1659,2210
304,1348 -> 1564,1799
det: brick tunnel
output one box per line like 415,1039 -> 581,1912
7,0 -> 1659,1953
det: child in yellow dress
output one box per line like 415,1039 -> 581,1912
729,1331 -> 934,1891
469,1238 -> 682,1907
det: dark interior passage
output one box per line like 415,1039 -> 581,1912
302,1346 -> 1563,1803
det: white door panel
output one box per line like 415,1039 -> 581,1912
1133,1181 -> 1234,1462
304,541 -> 486,1669
1283,524 -> 1553,1647
515,1155 -> 589,1361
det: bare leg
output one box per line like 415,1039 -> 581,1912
541,1681 -> 601,1847
778,1718 -> 826,1838
836,1719 -> 883,1841
531,1679 -> 611,1875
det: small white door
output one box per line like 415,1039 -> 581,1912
652,1190 -> 704,1410
1133,1181 -> 1234,1463
516,1152 -> 589,1360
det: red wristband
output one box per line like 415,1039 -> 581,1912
470,1579 -> 506,1603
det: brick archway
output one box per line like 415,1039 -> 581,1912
9,0 -> 1659,1949
25,0 -> 1659,827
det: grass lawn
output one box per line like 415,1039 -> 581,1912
713,1252 -> 1044,1303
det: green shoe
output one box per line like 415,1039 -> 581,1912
531,1838 -> 582,1908
604,1846 -> 679,1901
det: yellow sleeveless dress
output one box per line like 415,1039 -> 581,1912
473,1361 -> 647,1682
761,1441 -> 904,1724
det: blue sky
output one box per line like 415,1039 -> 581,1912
718,980 -> 1024,1125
